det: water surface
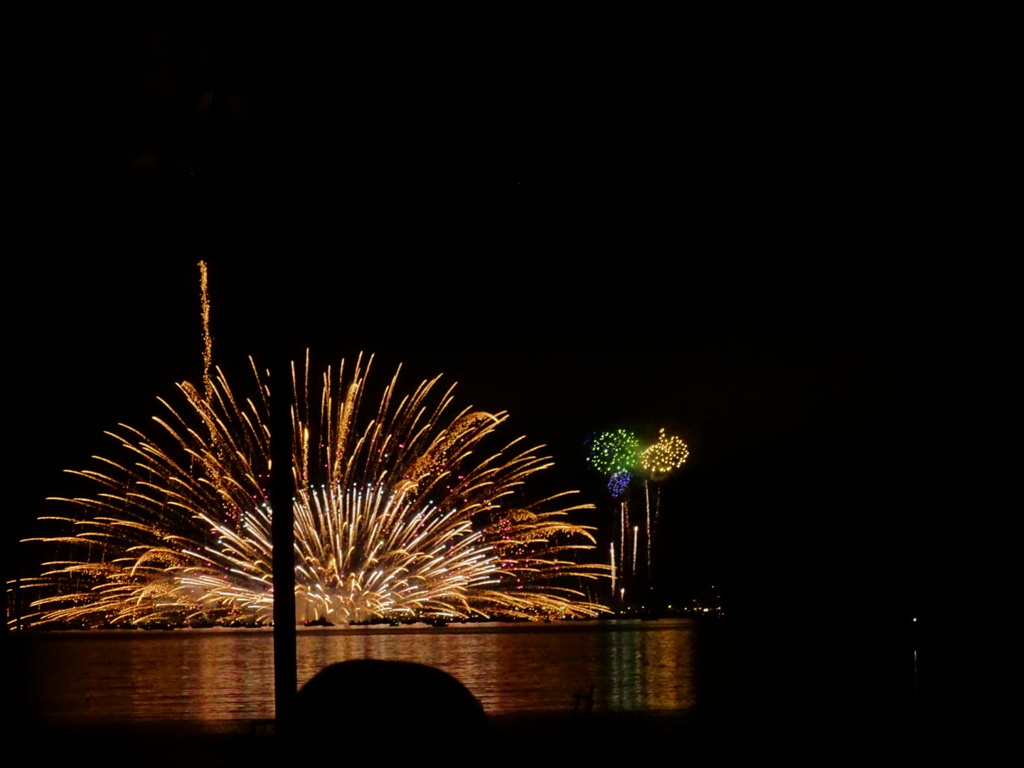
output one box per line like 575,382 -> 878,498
13,619 -> 696,724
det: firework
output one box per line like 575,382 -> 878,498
632,525 -> 639,575
584,429 -> 640,600
17,355 -> 608,627
586,429 -> 640,475
639,429 -> 689,477
639,428 -> 689,573
609,542 -> 616,594
199,260 -> 213,402
607,471 -> 631,498
585,426 -> 691,595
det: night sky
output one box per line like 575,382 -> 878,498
9,2 -> 1012,642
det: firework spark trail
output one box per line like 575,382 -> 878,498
645,479 -> 652,577
199,261 -> 213,403
17,356 -> 609,627
638,429 -> 689,577
619,499 -> 629,579
610,542 -> 616,595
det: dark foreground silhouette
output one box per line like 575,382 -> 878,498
280,660 -> 491,758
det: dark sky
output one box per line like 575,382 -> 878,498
9,2 -> 1012,624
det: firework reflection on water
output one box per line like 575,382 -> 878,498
13,620 -> 697,723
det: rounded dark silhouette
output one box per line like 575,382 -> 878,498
285,659 -> 490,755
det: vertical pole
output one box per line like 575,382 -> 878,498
270,343 -> 296,728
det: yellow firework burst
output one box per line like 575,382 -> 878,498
17,354 -> 608,627
639,429 -> 689,477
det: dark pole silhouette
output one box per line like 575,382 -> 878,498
269,299 -> 297,726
